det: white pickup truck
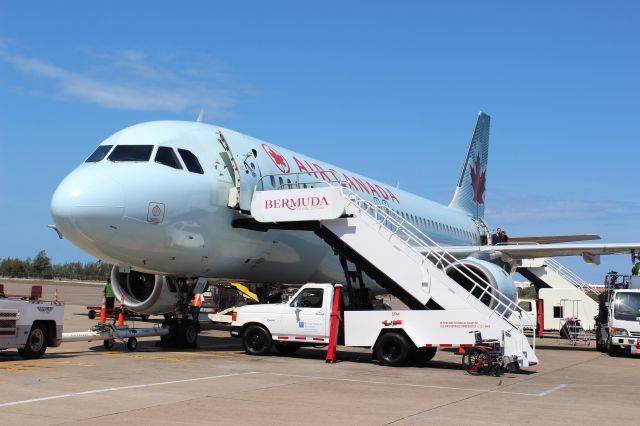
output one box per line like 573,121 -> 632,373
231,283 -> 524,367
0,294 -> 64,359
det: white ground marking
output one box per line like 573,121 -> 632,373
537,383 -> 568,396
0,372 -> 258,408
263,372 -> 568,397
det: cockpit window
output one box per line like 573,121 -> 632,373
85,145 -> 113,162
155,146 -> 183,170
108,145 -> 153,162
178,149 -> 204,174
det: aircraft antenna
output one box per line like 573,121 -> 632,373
196,109 -> 205,123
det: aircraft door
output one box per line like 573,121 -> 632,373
239,149 -> 263,212
217,131 -> 263,212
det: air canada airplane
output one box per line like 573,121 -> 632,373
51,112 -> 639,341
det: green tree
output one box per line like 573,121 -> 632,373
32,250 -> 53,279
1,252 -> 111,280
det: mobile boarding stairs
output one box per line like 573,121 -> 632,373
233,174 -> 537,368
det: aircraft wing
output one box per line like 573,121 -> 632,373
427,243 -> 640,265
506,234 -> 600,244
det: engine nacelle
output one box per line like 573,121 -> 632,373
110,266 -> 180,314
445,258 -> 518,314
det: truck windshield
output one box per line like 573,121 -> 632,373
613,292 -> 640,321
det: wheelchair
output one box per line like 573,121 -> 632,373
462,331 -> 518,376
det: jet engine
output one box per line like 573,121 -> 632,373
110,266 -> 180,314
445,258 -> 518,313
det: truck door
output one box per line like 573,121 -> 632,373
280,287 -> 328,338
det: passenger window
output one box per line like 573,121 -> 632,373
290,288 -> 324,308
108,145 -> 153,162
155,146 -> 183,169
178,149 -> 204,174
86,145 -> 113,162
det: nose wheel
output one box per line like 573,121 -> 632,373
160,317 -> 199,348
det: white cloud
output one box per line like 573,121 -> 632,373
0,43 -> 250,115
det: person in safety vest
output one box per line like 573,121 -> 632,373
104,278 -> 115,309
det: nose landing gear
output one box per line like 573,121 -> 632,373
158,277 -> 205,348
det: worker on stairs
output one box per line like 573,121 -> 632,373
632,258 -> 640,276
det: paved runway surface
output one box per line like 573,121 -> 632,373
1,281 -> 639,425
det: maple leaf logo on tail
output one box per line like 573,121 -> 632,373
469,154 -> 486,205
262,143 -> 290,173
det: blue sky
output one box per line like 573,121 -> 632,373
1,1 -> 638,282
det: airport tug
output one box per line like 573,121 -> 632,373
0,286 -> 64,359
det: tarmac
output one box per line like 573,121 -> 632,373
1,281 -> 640,425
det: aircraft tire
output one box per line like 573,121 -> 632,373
179,320 -> 198,348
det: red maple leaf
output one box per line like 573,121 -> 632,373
469,154 -> 485,205
262,144 -> 290,173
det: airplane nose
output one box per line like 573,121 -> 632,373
51,165 -> 125,248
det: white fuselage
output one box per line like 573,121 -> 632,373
51,121 -> 483,284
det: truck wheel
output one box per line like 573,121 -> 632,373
103,339 -> 115,349
375,332 -> 411,367
243,325 -> 272,356
88,310 -> 96,320
127,337 -> 138,351
607,339 -> 619,357
274,342 -> 300,354
411,347 -> 438,365
19,325 -> 47,359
